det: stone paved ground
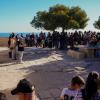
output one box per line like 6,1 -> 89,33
0,47 -> 100,100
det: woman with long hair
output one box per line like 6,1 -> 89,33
82,71 -> 100,100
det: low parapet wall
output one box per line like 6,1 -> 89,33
67,49 -> 85,59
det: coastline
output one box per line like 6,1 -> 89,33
0,38 -> 8,47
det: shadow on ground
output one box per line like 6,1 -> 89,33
0,47 -> 100,99
17,48 -> 91,99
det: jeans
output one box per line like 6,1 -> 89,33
18,51 -> 24,62
12,48 -> 16,60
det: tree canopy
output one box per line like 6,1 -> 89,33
31,4 -> 89,32
94,16 -> 100,30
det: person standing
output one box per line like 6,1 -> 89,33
10,33 -> 17,60
17,37 -> 24,64
8,35 -> 12,58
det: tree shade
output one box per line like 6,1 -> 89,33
31,4 -> 89,32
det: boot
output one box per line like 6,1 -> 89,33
9,52 -> 12,58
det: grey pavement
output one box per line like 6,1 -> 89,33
0,47 -> 100,100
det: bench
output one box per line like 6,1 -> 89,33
67,49 -> 85,59
79,47 -> 100,58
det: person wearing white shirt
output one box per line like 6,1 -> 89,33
60,76 -> 85,100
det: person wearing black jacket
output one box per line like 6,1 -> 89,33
8,35 -> 12,58
17,37 -> 24,64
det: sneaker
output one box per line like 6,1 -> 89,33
19,61 -> 24,64
16,61 -> 24,64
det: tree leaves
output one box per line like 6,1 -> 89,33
94,16 -> 100,30
30,4 -> 89,32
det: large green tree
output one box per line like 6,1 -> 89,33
31,4 -> 89,32
68,6 -> 89,29
31,11 -> 57,31
49,4 -> 70,32
94,16 -> 100,29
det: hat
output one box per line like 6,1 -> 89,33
11,79 -> 33,95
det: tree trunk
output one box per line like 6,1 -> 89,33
62,28 -> 65,33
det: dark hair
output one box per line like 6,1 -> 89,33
83,71 -> 100,100
0,93 -> 7,100
11,33 -> 15,38
11,79 -> 33,95
71,76 -> 85,86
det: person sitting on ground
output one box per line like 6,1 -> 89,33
81,71 -> 100,100
60,76 -> 85,100
11,79 -> 37,100
0,92 -> 7,100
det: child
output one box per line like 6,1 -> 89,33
11,79 -> 38,100
81,71 -> 100,100
60,76 -> 85,100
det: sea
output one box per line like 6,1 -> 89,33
0,32 -> 39,38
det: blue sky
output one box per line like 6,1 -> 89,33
0,0 -> 100,32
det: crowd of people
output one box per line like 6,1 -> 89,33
8,31 -> 100,63
0,71 -> 100,100
24,31 -> 100,57
25,31 -> 100,50
8,33 -> 25,63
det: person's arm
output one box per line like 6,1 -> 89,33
60,88 -> 66,100
8,39 -> 10,48
60,96 -> 64,100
